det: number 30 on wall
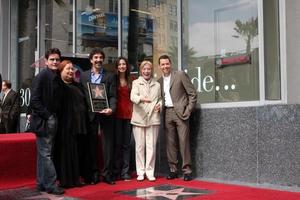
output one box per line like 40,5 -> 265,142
20,88 -> 31,107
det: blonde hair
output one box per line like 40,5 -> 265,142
139,60 -> 153,72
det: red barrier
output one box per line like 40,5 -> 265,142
0,133 -> 36,189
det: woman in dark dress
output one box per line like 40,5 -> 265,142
54,60 -> 88,188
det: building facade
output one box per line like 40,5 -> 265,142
0,0 -> 299,188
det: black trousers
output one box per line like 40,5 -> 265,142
87,115 -> 114,178
113,118 -> 132,177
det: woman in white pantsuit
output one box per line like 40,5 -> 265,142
130,60 -> 162,182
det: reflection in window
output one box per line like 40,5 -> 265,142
109,0 -> 118,13
122,0 -> 178,76
264,0 -> 281,100
183,0 -> 259,103
76,0 -> 118,65
17,0 -> 37,114
40,0 -> 73,54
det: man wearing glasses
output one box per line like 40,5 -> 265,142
30,48 -> 64,195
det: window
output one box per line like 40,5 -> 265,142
40,0 -> 73,53
76,0 -> 118,58
109,0 -> 118,13
169,4 -> 177,16
264,0 -> 281,100
17,0 -> 37,114
183,0 -> 260,103
122,0 -> 178,75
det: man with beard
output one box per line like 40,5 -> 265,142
81,48 -> 117,185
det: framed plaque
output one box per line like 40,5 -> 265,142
87,83 -> 109,112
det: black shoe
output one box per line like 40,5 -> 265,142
121,173 -> 131,181
91,173 -> 100,184
166,172 -> 178,180
75,181 -> 86,187
103,176 -> 116,185
47,187 -> 65,195
183,173 -> 193,181
36,185 -> 45,192
112,173 -> 120,181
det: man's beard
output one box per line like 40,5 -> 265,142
95,62 -> 102,68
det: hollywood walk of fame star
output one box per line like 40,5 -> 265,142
92,85 -> 105,99
136,187 -> 206,200
22,191 -> 66,200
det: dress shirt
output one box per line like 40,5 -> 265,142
2,89 -> 11,104
91,68 -> 103,84
163,75 -> 173,107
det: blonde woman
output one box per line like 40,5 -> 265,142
130,60 -> 162,182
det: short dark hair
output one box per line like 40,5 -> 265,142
3,80 -> 11,89
158,54 -> 172,65
45,48 -> 61,59
89,48 -> 105,60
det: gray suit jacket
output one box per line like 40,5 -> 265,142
158,71 -> 197,120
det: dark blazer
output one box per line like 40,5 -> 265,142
158,71 -> 197,120
0,89 -> 19,132
30,67 -> 63,136
80,69 -> 117,121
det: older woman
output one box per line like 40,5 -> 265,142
54,60 -> 89,188
130,60 -> 162,182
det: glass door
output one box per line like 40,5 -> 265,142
122,0 -> 179,78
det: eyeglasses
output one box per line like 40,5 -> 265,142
48,58 -> 60,62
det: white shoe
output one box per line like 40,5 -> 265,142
137,175 -> 144,181
147,176 -> 156,182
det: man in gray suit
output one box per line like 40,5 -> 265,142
158,55 -> 197,181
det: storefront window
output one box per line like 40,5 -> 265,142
76,0 -> 118,66
183,0 -> 259,103
264,0 -> 281,100
122,0 -> 178,76
17,0 -> 37,115
40,0 -> 73,54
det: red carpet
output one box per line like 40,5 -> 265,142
0,133 -> 299,199
1,178 -> 300,200
64,177 -> 300,200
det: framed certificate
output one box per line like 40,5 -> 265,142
87,83 -> 109,112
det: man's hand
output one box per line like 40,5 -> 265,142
47,115 -> 57,134
99,108 -> 113,116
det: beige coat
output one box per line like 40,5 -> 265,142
130,76 -> 162,127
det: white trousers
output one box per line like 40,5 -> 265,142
133,125 -> 159,178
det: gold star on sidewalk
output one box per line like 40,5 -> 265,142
23,192 -> 66,200
136,187 -> 205,200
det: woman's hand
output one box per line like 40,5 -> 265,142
140,96 -> 151,103
154,103 -> 160,112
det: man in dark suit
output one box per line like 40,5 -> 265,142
0,80 -> 19,133
81,48 -> 117,185
158,54 -> 197,181
30,48 -> 64,195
